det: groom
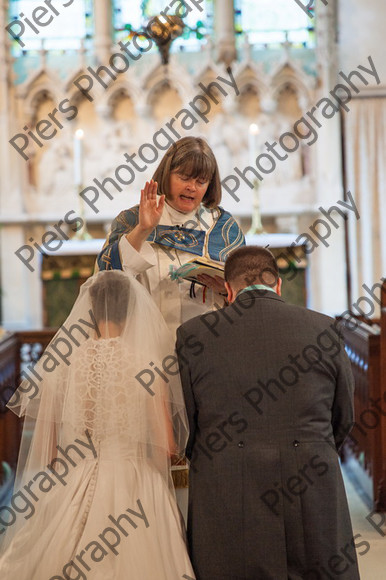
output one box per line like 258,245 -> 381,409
176,246 -> 360,580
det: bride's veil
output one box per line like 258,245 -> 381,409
1,270 -> 188,553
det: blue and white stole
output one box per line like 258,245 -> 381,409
98,204 -> 245,271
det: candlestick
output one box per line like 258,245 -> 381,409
73,129 -> 92,240
74,129 -> 84,187
248,123 -> 259,166
247,123 -> 265,235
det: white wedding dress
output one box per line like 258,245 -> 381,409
0,272 -> 195,580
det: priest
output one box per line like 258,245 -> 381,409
96,136 -> 245,335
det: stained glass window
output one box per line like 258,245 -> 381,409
235,0 -> 315,48
113,0 -> 213,51
8,0 -> 93,54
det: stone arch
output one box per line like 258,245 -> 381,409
65,68 -> 101,110
19,71 -> 62,123
234,63 -> 269,117
270,62 -> 315,111
98,82 -> 141,120
144,62 -> 192,108
147,80 -> 183,122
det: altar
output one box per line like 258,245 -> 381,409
41,239 -> 105,327
41,232 -> 308,328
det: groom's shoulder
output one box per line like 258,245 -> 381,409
266,299 -> 339,328
177,303 -> 230,339
178,308 -> 214,336
272,301 -> 345,341
177,313 -> 203,337
193,301 -> 336,334
285,302 -> 338,325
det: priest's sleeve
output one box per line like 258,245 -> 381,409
96,206 -> 140,271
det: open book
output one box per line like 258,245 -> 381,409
169,256 -> 224,285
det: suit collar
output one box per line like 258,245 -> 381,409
235,288 -> 285,306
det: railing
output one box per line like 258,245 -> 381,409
0,333 -> 20,485
339,281 -> 386,511
0,330 -> 56,485
379,282 -> 386,510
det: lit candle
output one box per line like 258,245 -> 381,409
248,123 -> 259,166
74,129 -> 84,187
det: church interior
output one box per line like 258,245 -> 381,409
0,0 -> 385,577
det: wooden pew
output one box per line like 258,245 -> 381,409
0,330 -> 55,485
339,281 -> 386,511
0,333 -> 21,485
379,282 -> 386,510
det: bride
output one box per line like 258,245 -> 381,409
0,271 -> 195,580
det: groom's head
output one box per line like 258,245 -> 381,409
224,246 -> 282,303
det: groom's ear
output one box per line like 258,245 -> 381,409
225,281 -> 235,304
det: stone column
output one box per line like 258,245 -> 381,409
0,1 -> 25,215
214,0 -> 236,66
308,0 -> 348,316
0,1 -> 8,326
93,0 -> 113,64
1,2 -> 42,329
1,226 -> 44,330
0,0 -> 12,215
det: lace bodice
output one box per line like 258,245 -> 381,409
61,338 -> 147,446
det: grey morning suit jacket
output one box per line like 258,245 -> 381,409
176,289 -> 360,580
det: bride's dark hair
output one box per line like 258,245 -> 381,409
88,271 -> 130,324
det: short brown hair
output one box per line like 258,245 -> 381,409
224,246 -> 279,289
152,136 -> 222,208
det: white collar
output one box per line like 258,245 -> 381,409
160,202 -> 217,233
163,202 -> 199,226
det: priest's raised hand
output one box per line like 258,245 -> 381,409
126,180 -> 165,253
